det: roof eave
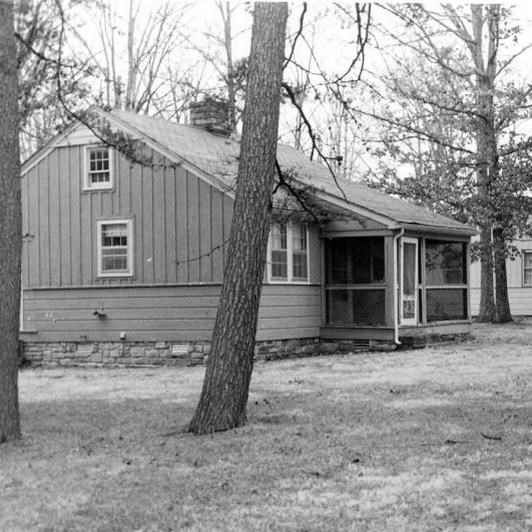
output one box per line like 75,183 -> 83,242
399,223 -> 478,237
311,189 -> 401,229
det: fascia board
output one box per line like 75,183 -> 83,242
401,223 -> 478,237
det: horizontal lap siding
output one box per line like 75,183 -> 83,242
22,284 -> 322,343
471,287 -> 532,316
470,239 -> 532,316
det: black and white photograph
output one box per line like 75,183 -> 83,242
1,1 -> 531,530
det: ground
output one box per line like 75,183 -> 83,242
1,321 -> 531,531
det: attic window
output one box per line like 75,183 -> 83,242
85,146 -> 112,190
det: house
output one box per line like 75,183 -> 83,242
20,106 -> 477,366
469,238 -> 532,316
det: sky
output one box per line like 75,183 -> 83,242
68,1 -> 532,180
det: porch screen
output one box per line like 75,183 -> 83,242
325,237 -> 386,326
425,240 -> 467,321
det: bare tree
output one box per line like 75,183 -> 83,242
73,0 -> 189,114
0,0 -> 22,443
189,2 -> 288,434
347,3 -> 532,322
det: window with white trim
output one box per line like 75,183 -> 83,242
524,251 -> 532,286
268,222 -> 308,282
86,146 -> 112,189
97,220 -> 133,277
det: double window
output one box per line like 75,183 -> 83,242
85,146 -> 112,190
97,220 -> 133,277
268,222 -> 308,282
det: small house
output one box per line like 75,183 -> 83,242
20,107 -> 476,366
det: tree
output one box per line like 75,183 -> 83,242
72,0 -> 189,114
189,2 -> 288,434
0,0 -> 22,443
15,0 -> 89,158
352,4 -> 532,322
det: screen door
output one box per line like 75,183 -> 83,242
401,238 -> 418,325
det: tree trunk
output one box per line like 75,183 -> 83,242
472,5 -> 496,322
477,224 -> 495,322
0,0 -> 22,443
493,226 -> 512,322
188,2 -> 288,434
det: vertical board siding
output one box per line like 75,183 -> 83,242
199,179 -> 212,281
153,156 -> 166,283
187,171 -> 200,283
164,165 -> 177,282
131,158 -> 143,281
37,158 -> 49,286
48,149 -> 61,286
211,190 -> 224,280
175,166 -> 189,282
142,161 -> 155,283
21,167 -> 31,287
22,284 -> 322,342
22,144 -> 234,289
69,146 -> 81,285
58,148 -> 71,285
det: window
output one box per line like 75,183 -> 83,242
524,251 -> 532,286
97,220 -> 133,277
85,146 -> 112,189
268,222 -> 308,282
425,240 -> 467,321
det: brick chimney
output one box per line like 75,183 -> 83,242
189,98 -> 231,136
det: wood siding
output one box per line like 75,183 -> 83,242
21,284 -> 322,342
22,145 -> 234,288
470,238 -> 532,316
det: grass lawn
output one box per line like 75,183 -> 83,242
1,322 -> 532,531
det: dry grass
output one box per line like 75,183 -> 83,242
1,322 -> 532,531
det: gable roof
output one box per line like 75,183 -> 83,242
23,108 -> 476,236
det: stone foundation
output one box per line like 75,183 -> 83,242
21,338 -> 394,368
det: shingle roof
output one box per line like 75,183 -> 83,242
107,109 -> 475,234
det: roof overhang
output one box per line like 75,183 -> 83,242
400,223 -> 478,238
309,188 -> 401,229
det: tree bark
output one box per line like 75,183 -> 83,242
0,0 -> 22,443
471,5 -> 497,322
188,2 -> 288,434
493,226 -> 512,322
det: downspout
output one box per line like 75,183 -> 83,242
393,228 -> 404,345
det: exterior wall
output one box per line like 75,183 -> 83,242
21,145 -> 233,288
21,284 -> 322,344
470,238 -> 532,316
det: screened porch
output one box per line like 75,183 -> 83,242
322,233 -> 471,341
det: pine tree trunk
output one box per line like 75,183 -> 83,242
188,2 -> 288,434
0,0 -> 22,443
493,226 -> 512,323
